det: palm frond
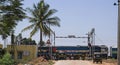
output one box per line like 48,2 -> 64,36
39,0 -> 44,8
0,22 -> 4,26
42,24 -> 53,36
43,9 -> 57,20
26,7 -> 33,13
32,9 -> 39,19
30,26 -> 39,38
46,16 -> 60,27
43,4 -> 49,16
27,16 -> 38,23
47,16 -> 60,21
33,4 -> 38,10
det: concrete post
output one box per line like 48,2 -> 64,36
118,0 -> 120,65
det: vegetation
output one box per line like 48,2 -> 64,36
0,52 -> 14,65
0,0 -> 60,64
22,0 -> 60,45
0,0 -> 60,45
0,0 -> 25,44
21,38 -> 37,45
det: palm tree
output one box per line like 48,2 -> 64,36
0,0 -> 25,44
0,0 -> 25,49
22,0 -> 60,44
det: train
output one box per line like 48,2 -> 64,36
37,45 -> 108,60
110,47 -> 117,59
0,44 -> 117,60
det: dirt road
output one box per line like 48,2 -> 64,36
53,60 -> 116,65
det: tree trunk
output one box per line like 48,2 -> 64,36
40,30 -> 43,46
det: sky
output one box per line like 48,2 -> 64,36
0,0 -> 118,47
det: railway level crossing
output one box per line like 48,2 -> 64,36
55,28 -> 95,58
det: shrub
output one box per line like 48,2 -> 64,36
0,52 -> 14,65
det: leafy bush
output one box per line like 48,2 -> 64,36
0,52 -> 14,65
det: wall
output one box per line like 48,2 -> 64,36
6,45 -> 37,63
0,44 -> 2,48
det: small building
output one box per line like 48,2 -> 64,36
6,45 -> 37,63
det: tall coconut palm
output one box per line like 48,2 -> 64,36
0,0 -> 25,43
22,0 -> 60,44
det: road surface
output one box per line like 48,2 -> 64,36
53,60 -> 116,65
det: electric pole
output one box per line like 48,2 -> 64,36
118,0 -> 120,65
54,31 -> 55,46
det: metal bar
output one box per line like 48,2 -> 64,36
55,36 -> 88,38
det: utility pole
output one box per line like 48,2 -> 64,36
91,28 -> 95,59
118,0 -> 120,65
54,31 -> 55,47
87,32 -> 92,59
114,0 -> 120,64
88,28 -> 95,60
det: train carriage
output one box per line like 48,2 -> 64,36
37,45 -> 108,60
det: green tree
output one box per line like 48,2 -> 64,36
21,38 -> 37,45
0,0 -> 25,61
0,0 -> 25,41
0,52 -> 14,65
22,0 -> 60,44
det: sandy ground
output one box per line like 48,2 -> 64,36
53,60 -> 117,65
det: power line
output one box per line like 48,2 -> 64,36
95,34 -> 105,44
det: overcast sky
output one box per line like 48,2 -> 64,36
0,0 -> 118,47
